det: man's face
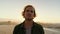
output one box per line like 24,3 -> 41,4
24,7 -> 35,20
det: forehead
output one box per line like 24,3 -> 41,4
25,7 -> 35,11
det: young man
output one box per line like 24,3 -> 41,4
13,5 -> 44,34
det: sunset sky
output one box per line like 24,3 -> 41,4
0,0 -> 60,23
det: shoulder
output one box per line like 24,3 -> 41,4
33,22 -> 44,30
34,22 -> 44,33
13,23 -> 24,34
14,23 -> 23,29
34,22 -> 43,27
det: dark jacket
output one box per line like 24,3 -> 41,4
13,21 -> 44,34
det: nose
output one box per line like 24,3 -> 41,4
27,12 -> 31,15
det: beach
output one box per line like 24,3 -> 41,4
0,25 -> 60,34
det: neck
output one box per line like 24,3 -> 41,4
24,20 -> 33,29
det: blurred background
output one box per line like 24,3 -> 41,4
0,0 -> 60,34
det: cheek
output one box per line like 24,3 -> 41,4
32,14 -> 34,16
32,14 -> 34,17
24,13 -> 27,17
23,13 -> 26,17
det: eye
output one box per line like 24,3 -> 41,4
26,10 -> 34,13
31,11 -> 34,13
26,10 -> 29,12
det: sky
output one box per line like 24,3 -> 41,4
0,0 -> 60,23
